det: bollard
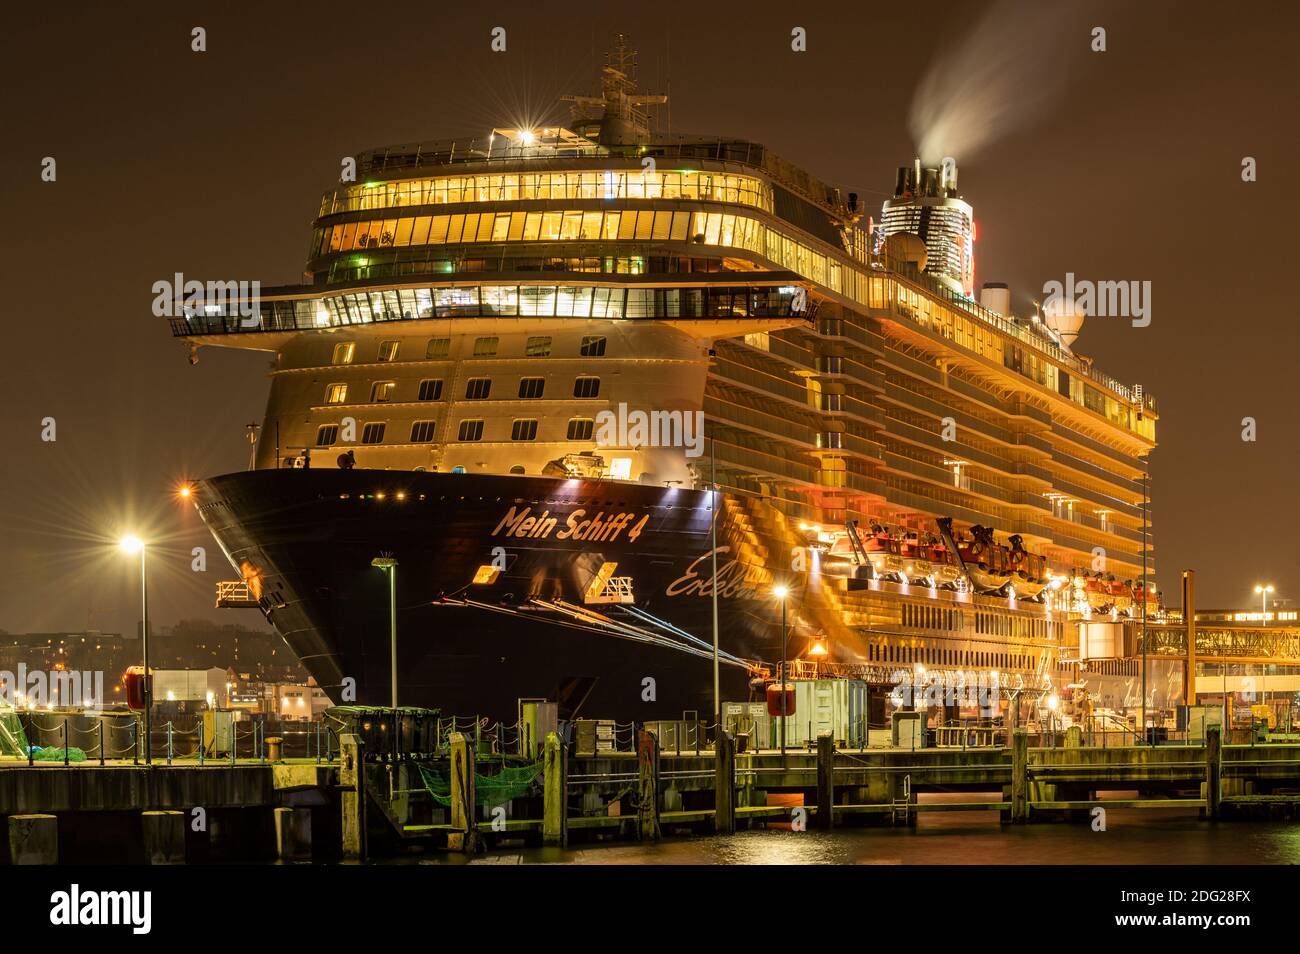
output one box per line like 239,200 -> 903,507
816,731 -> 834,830
714,729 -> 736,834
274,807 -> 313,861
265,736 -> 284,762
8,814 -> 58,864
1011,728 -> 1029,823
339,732 -> 366,860
1205,724 -> 1222,820
542,731 -> 567,848
636,729 -> 661,842
447,731 -> 477,853
140,810 -> 186,864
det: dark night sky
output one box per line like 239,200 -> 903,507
2,0 -> 1297,636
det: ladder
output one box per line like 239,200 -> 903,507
891,774 -> 912,826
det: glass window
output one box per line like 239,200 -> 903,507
540,212 -> 562,240
473,336 -> 498,356
525,336 -> 552,357
411,216 -> 431,245
567,418 -> 594,441
394,218 -> 414,247
519,287 -> 555,316
518,377 -> 545,398
458,419 -> 484,441
325,384 -> 348,405
580,335 -> 607,357
377,340 -> 400,362
316,424 -> 339,446
465,377 -> 492,399
331,342 -> 355,365
417,378 -> 443,401
370,381 -> 395,402
361,422 -> 386,444
511,419 -> 538,441
426,337 -> 450,358
573,376 -> 601,399
409,420 -> 436,443
482,286 -> 518,316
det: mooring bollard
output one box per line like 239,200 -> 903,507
542,731 -> 567,848
714,729 -> 736,835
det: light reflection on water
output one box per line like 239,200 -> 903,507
416,809 -> 1300,866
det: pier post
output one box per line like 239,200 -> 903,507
274,807 -> 313,860
141,810 -> 186,864
816,731 -> 834,830
448,731 -> 478,852
636,729 -> 661,842
714,729 -> 736,834
1011,728 -> 1029,823
7,814 -> 58,865
1204,723 -> 1222,820
339,732 -> 367,861
542,731 -> 567,848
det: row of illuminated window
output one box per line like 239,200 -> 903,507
309,209 -> 766,258
329,334 -> 606,365
323,375 -> 602,405
319,171 -> 773,217
316,417 -> 599,446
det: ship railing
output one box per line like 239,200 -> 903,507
215,581 -> 259,608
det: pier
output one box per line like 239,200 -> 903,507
7,708 -> 1300,863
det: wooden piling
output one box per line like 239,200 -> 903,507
816,731 -> 834,830
1011,728 -> 1029,823
141,810 -> 186,864
1205,723 -> 1221,820
714,729 -> 736,834
542,731 -> 567,848
448,731 -> 477,852
274,806 -> 312,861
338,732 -> 366,861
8,814 -> 57,865
636,729 -> 661,842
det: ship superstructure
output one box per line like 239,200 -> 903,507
173,37 -> 1162,721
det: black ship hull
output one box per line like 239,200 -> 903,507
195,469 -> 814,721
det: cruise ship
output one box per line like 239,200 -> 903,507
171,38 -> 1164,724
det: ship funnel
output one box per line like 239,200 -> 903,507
979,282 -> 1011,316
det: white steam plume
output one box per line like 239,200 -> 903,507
909,0 -> 1089,166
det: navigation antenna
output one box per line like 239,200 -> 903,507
245,422 -> 260,471
561,33 -> 667,145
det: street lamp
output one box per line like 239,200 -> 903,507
118,534 -> 151,764
773,584 -> 789,754
372,556 -> 398,708
1254,584 -> 1274,623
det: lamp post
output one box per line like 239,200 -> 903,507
119,535 -> 151,764
372,556 -> 398,709
1254,584 -> 1274,623
773,585 -> 789,754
